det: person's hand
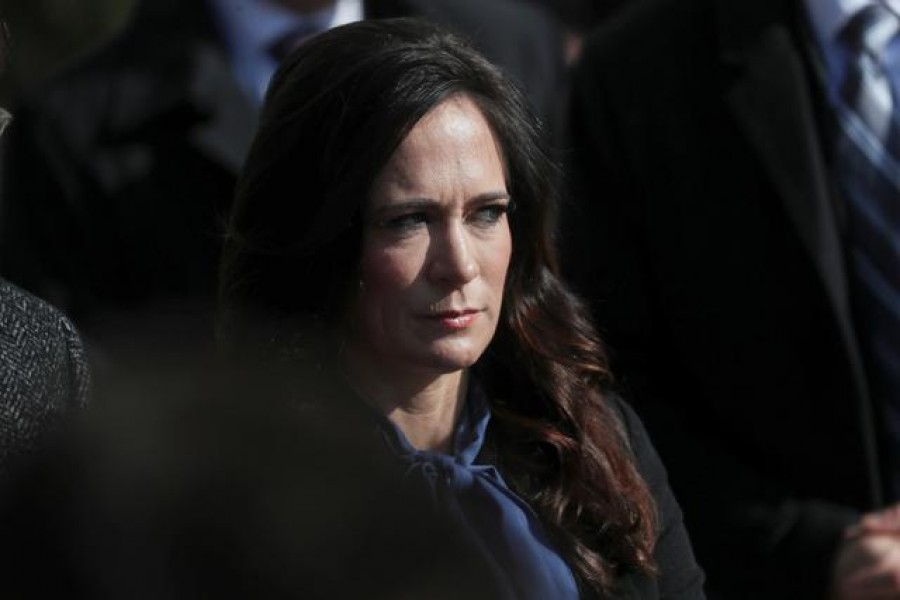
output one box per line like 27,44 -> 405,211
850,506 -> 900,538
831,505 -> 900,600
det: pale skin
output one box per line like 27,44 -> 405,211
345,351 -> 469,453
343,95 -> 512,453
832,504 -> 900,599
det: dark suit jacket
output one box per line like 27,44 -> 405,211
565,0 -> 882,597
0,0 -> 564,344
0,279 -> 89,473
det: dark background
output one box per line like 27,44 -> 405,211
0,0 -> 135,102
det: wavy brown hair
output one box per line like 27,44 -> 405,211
219,18 -> 655,595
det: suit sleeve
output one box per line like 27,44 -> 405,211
563,43 -> 857,600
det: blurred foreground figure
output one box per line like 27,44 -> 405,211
0,0 -> 564,360
566,0 -> 900,597
0,356 -> 501,599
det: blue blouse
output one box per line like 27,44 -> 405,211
377,381 -> 580,600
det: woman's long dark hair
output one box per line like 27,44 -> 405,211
220,18 -> 655,595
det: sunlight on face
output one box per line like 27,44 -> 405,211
348,95 -> 512,379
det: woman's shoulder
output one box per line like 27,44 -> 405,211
0,279 -> 90,408
604,390 -> 707,600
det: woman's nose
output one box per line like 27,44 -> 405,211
427,222 -> 478,286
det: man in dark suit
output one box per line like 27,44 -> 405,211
565,0 -> 900,597
0,0 -> 564,354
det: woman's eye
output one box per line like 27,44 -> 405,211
381,212 -> 428,231
468,203 -> 509,226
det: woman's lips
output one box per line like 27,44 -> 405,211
426,309 -> 481,330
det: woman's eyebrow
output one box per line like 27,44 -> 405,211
466,190 -> 511,205
370,190 -> 511,218
380,190 -> 510,207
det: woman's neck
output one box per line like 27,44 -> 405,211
344,354 -> 468,453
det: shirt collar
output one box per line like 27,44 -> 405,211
375,378 -> 491,464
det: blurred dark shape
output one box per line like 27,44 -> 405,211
0,278 -> 89,475
0,352 -> 501,599
523,0 -> 627,33
0,0 -> 134,102
0,18 -> 9,75
517,0 -> 631,66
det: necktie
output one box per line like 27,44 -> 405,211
834,3 -> 900,491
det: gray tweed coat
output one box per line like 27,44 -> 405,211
0,279 -> 89,470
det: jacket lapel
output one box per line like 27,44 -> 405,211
718,0 -> 855,332
718,0 -> 882,502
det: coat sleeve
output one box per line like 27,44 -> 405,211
0,280 -> 90,472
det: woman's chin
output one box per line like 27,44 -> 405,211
405,345 -> 485,376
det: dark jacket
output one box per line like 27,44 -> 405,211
605,397 -> 706,599
0,279 -> 89,472
565,0 -> 878,597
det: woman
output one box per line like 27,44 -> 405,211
220,18 -> 704,599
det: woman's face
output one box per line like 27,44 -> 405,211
348,95 -> 512,378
